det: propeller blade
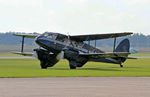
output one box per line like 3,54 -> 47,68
32,51 -> 38,59
56,51 -> 64,61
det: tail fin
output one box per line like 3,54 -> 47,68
114,38 -> 130,53
113,38 -> 130,64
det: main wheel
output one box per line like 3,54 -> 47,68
120,64 -> 123,68
40,61 -> 48,69
70,64 -> 76,69
69,61 -> 76,69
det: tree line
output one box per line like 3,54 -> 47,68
0,32 -> 150,48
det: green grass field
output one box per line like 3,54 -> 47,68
0,53 -> 150,77
0,53 -> 25,57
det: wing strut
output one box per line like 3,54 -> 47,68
88,40 -> 90,53
95,40 -> 97,47
113,37 -> 117,52
21,36 -> 25,53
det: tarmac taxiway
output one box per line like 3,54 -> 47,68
0,77 -> 150,97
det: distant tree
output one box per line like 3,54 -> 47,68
0,32 -> 150,48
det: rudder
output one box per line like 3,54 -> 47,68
113,38 -> 130,66
114,38 -> 130,53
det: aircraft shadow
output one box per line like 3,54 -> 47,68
48,67 -> 126,71
79,68 -> 125,71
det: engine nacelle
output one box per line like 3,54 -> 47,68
34,48 -> 58,67
64,49 -> 88,67
64,49 -> 79,61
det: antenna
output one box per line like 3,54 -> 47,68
67,32 -> 70,39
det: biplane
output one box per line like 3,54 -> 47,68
13,32 -> 133,69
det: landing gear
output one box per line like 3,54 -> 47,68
34,49 -> 58,69
120,64 -> 123,68
40,60 -> 57,69
40,61 -> 48,69
69,61 -> 77,69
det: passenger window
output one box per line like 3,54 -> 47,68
52,35 -> 57,40
44,33 -> 49,37
47,35 -> 53,39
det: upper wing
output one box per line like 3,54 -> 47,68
80,52 -> 131,59
70,32 -> 133,41
13,33 -> 39,38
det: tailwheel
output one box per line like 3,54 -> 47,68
40,61 -> 48,69
120,64 -> 123,68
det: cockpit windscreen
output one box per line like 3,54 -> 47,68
42,32 -> 57,40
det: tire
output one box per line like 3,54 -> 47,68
40,61 -> 48,69
70,64 -> 76,69
120,64 -> 123,68
69,61 -> 76,69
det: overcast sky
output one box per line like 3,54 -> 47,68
0,0 -> 150,35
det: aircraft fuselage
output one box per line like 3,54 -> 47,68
35,32 -> 103,54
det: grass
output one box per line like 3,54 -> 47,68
0,57 -> 150,77
0,53 -> 25,57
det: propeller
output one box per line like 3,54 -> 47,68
32,51 -> 38,59
56,32 -> 70,61
56,32 -> 78,61
32,47 -> 41,59
67,32 -> 70,40
56,51 -> 64,61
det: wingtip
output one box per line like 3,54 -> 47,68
124,32 -> 133,35
12,33 -> 18,36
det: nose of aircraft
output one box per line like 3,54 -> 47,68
35,35 -> 44,45
34,35 -> 58,53
35,35 -> 53,48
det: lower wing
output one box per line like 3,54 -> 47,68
12,52 -> 33,56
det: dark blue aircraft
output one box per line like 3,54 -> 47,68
13,32 -> 133,69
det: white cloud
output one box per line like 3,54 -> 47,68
28,10 -> 56,24
95,12 -> 105,16
0,0 -> 43,7
108,13 -> 136,21
127,0 -> 149,6
65,0 -> 87,4
0,0 -> 150,35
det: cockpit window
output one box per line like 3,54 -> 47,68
56,34 -> 67,42
42,32 -> 57,40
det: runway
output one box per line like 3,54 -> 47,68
133,56 -> 150,58
0,57 -> 32,59
0,77 -> 150,97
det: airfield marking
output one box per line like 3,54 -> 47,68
0,77 -> 150,97
133,56 -> 150,58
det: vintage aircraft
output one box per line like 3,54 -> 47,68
13,32 -> 133,69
